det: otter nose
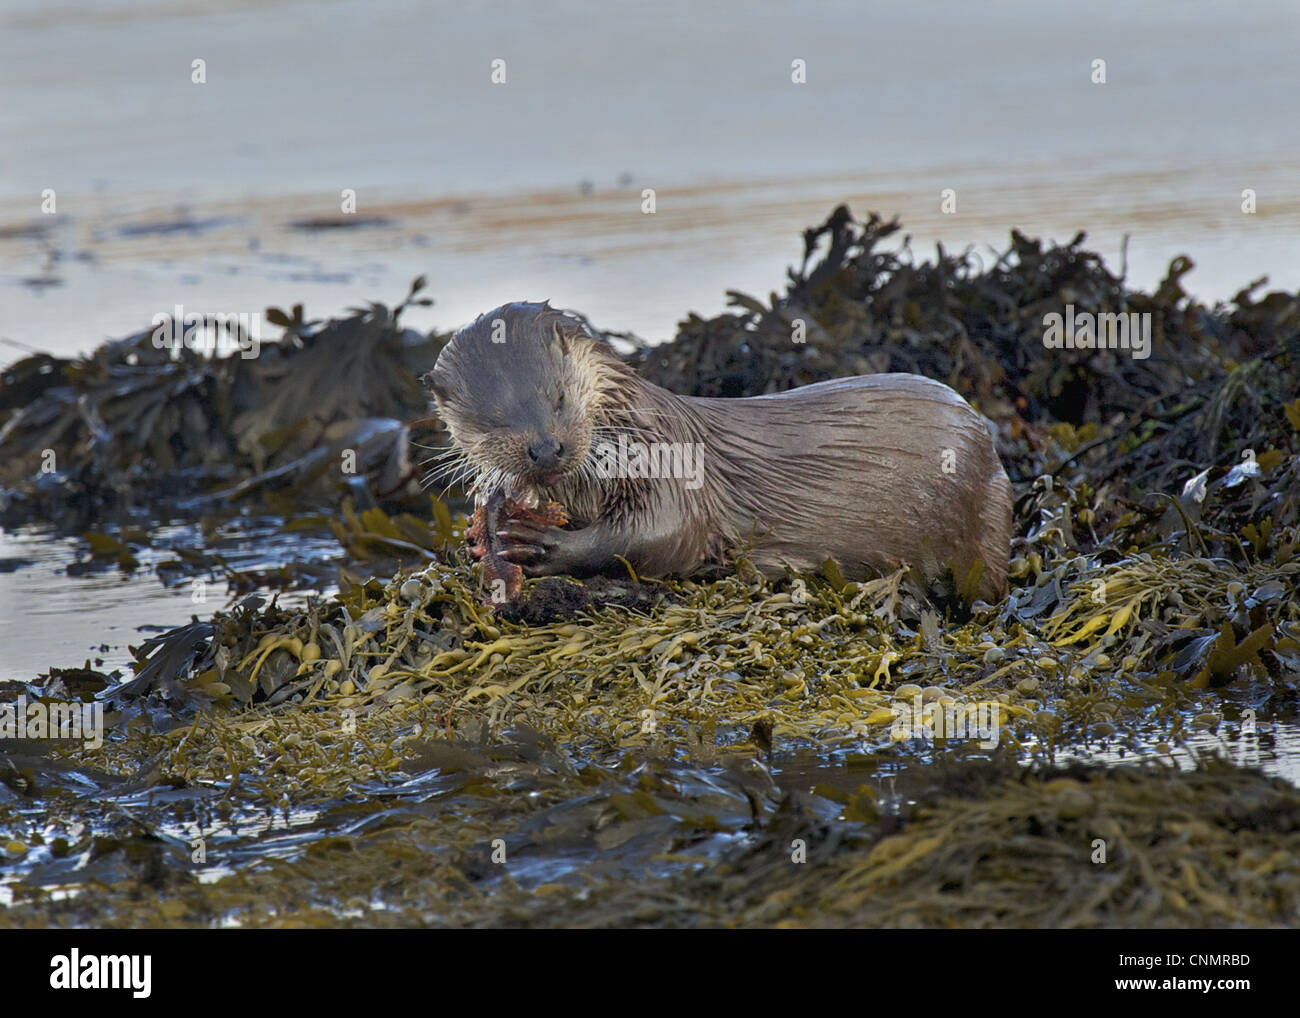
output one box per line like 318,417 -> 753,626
528,438 -> 565,470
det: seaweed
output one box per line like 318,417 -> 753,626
0,282 -> 445,527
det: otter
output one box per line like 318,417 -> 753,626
426,302 -> 1013,601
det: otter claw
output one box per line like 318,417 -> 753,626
498,544 -> 543,563
496,522 -> 555,546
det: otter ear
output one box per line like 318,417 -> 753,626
551,320 -> 572,354
424,367 -> 451,403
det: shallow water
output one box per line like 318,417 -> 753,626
4,698 -> 1297,918
3,0 -> 1298,355
0,517 -> 341,681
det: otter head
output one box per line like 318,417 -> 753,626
426,301 -> 621,498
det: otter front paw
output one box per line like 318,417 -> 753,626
495,521 -> 596,577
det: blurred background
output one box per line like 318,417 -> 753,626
2,0 -> 1298,355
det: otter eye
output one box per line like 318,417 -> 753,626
555,392 -> 565,411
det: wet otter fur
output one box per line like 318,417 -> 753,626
426,302 -> 1013,601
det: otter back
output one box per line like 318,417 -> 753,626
688,374 -> 1013,600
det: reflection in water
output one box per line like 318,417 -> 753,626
0,519 -> 340,681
